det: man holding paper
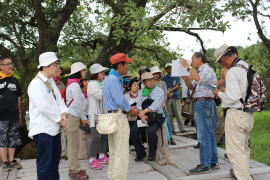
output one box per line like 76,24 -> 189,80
180,52 -> 218,175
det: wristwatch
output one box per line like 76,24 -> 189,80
187,66 -> 192,71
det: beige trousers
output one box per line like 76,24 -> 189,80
108,113 -> 130,180
168,98 -> 184,132
78,129 -> 91,160
225,109 -> 254,180
66,114 -> 81,172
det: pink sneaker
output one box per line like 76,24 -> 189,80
98,156 -> 109,164
89,159 -> 103,170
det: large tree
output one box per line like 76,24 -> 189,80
61,0 -> 228,66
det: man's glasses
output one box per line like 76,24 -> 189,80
0,62 -> 14,66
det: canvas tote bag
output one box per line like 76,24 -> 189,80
96,110 -> 122,135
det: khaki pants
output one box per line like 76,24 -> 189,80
156,124 -> 171,164
66,114 -> 81,172
108,113 -> 130,180
225,109 -> 254,180
78,129 -> 91,160
168,98 -> 184,132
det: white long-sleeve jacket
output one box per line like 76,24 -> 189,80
28,72 -> 68,138
218,60 -> 249,109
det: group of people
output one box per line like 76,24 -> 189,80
0,44 -> 257,180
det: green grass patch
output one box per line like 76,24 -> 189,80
250,110 -> 270,165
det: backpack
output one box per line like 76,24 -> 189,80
234,59 -> 266,112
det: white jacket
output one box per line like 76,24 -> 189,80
28,72 -> 68,138
218,60 -> 248,109
66,82 -> 87,120
87,80 -> 104,127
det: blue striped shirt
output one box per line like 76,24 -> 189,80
137,86 -> 165,114
103,72 -> 131,112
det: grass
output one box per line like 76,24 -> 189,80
250,110 -> 270,165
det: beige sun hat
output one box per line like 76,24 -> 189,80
141,72 -> 154,81
69,62 -> 87,75
214,44 -> 233,63
38,52 -> 59,68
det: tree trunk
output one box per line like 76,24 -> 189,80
96,30 -> 134,66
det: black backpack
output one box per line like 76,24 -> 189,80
141,96 -> 165,126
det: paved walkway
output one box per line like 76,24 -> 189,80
1,135 -> 270,180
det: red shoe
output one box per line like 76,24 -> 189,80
69,170 -> 89,180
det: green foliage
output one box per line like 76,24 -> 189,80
238,42 -> 270,79
251,111 -> 270,165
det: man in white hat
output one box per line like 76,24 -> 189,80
162,63 -> 185,134
213,45 -> 254,180
65,62 -> 89,180
28,52 -> 68,180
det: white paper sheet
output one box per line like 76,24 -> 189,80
137,120 -> 148,127
171,60 -> 190,77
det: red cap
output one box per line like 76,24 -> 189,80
109,53 -> 133,64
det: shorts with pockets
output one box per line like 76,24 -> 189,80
0,121 -> 22,148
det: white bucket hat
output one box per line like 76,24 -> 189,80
150,66 -> 162,74
70,62 -> 87,75
38,52 -> 58,68
89,64 -> 109,74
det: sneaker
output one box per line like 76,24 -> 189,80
170,138 -> 176,145
69,170 -> 89,180
210,163 -> 220,170
2,161 -> 12,171
89,159 -> 103,170
10,160 -> 22,169
98,156 -> 109,164
189,165 -> 211,175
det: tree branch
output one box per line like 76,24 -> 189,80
156,26 -> 222,32
0,33 -> 20,50
54,0 -> 79,31
154,26 -> 211,53
249,0 -> 270,53
30,0 -> 48,30
149,2 -> 193,27
132,46 -> 165,65
185,30 -> 206,54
